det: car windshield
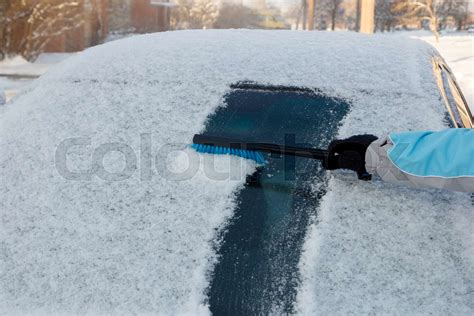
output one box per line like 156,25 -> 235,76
200,83 -> 350,314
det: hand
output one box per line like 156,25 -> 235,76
323,134 -> 378,180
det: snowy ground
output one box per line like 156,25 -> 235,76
414,32 -> 474,112
0,53 -> 73,103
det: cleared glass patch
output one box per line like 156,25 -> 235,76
204,83 -> 350,314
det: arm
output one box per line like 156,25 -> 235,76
324,129 -> 474,193
365,129 -> 474,193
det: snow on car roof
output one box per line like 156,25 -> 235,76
0,30 -> 471,314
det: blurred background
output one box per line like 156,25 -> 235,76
0,0 -> 473,104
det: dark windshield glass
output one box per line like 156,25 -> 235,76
203,84 -> 350,314
436,62 -> 473,128
440,70 -> 464,127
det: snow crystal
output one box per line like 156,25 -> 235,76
297,176 -> 472,315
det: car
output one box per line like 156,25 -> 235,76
0,90 -> 5,105
0,30 -> 472,315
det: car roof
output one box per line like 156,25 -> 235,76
1,30 -> 470,314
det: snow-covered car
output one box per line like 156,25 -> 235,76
0,31 -> 472,315
0,90 -> 5,105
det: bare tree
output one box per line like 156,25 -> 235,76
0,0 -> 105,61
171,0 -> 193,29
329,0 -> 343,30
190,0 -> 218,29
214,4 -> 261,29
284,3 -> 302,29
393,0 -> 451,41
302,0 -> 307,30
375,0 -> 396,32
438,0 -> 469,30
171,0 -> 218,29
356,0 -> 361,30
317,0 -> 343,30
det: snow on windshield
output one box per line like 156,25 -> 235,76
1,30 -> 470,314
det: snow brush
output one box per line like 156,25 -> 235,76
191,134 -> 328,165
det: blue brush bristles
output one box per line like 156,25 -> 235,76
191,143 -> 266,164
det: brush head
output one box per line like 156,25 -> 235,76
191,143 -> 266,164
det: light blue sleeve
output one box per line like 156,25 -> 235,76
388,129 -> 474,179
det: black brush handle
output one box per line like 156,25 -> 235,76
193,134 -> 328,161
